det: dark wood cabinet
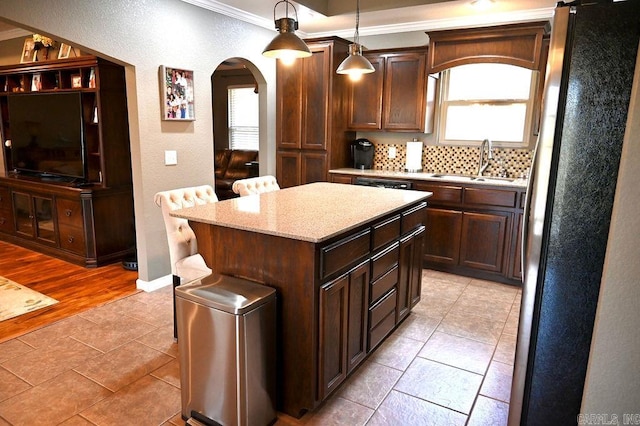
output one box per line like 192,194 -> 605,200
347,56 -> 384,130
331,172 -> 525,286
415,180 -> 523,285
510,212 -> 524,281
0,56 -> 134,266
192,194 -> 427,417
0,186 -> 13,234
12,191 -> 55,245
318,272 -> 348,400
276,37 -> 355,187
424,208 -> 462,265
319,258 -> 370,399
460,211 -> 510,273
0,179 -> 134,266
397,225 -> 425,322
348,48 -> 434,132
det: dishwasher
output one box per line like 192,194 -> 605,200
353,176 -> 413,189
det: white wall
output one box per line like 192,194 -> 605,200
0,0 -> 278,283
581,47 -> 640,415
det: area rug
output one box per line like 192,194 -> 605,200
0,277 -> 58,322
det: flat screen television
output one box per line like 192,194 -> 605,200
8,92 -> 86,181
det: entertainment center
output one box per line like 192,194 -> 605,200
0,56 -> 135,267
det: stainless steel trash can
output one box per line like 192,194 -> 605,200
176,273 -> 277,426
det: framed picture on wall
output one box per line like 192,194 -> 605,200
159,66 -> 195,121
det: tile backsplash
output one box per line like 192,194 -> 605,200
373,143 -> 533,179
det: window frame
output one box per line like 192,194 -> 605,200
437,64 -> 539,148
227,84 -> 259,151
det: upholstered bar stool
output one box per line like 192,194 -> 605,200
154,185 -> 218,338
232,175 -> 280,196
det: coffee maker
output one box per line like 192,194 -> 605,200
351,138 -> 374,169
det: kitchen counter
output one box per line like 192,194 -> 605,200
172,181 -> 431,242
329,168 -> 528,188
172,182 -> 430,417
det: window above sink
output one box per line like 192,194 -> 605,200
438,63 -> 538,148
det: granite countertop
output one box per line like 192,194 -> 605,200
329,168 -> 528,188
172,182 -> 432,243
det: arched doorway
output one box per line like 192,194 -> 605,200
211,57 -> 267,199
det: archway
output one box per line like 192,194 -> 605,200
211,57 -> 268,199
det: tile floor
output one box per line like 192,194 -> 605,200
0,269 -> 520,426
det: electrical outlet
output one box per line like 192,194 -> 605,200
165,150 -> 177,165
388,146 -> 397,159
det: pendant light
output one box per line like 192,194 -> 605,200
263,0 -> 312,64
336,0 -> 375,81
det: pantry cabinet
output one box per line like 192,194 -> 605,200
276,37 -> 355,187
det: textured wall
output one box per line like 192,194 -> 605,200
0,0 -> 278,282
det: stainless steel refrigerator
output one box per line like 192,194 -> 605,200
509,1 -> 640,424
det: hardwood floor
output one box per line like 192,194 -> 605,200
0,240 -> 139,343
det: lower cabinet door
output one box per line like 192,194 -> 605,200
423,208 -> 462,265
318,274 -> 349,400
318,259 -> 370,400
346,260 -> 370,374
397,226 -> 426,323
460,211 -> 510,273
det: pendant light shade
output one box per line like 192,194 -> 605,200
336,0 -> 374,79
263,1 -> 312,61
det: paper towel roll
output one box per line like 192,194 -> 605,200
405,141 -> 423,172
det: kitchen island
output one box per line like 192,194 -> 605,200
172,182 -> 431,417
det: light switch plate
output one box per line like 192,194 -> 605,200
388,146 -> 397,159
165,150 -> 177,165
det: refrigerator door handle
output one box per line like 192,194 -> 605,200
521,140 -> 539,283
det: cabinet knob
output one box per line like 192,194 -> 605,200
68,236 -> 74,243
0,218 -> 4,225
65,209 -> 72,217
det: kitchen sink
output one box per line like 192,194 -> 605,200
470,176 -> 516,183
429,174 -> 516,183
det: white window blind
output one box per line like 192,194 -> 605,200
439,63 -> 537,146
228,86 -> 259,150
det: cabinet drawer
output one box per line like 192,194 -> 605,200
414,183 -> 463,205
369,288 -> 397,329
368,290 -> 397,350
371,242 -> 399,281
56,198 -> 83,227
371,214 -> 400,252
370,265 -> 398,304
401,202 -> 427,234
321,229 -> 371,279
58,223 -> 86,255
464,188 -> 517,208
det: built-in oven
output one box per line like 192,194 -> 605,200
353,177 -> 413,190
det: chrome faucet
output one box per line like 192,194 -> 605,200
478,138 -> 493,176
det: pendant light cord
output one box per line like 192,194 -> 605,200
354,0 -> 361,45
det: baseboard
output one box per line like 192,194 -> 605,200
136,274 -> 173,292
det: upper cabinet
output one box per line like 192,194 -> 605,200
347,47 -> 435,133
426,21 -> 551,73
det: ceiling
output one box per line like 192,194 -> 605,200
0,0 -> 556,42
186,0 -> 557,38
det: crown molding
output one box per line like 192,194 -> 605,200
307,7 -> 554,39
180,1 -> 553,39
181,0 -> 275,30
